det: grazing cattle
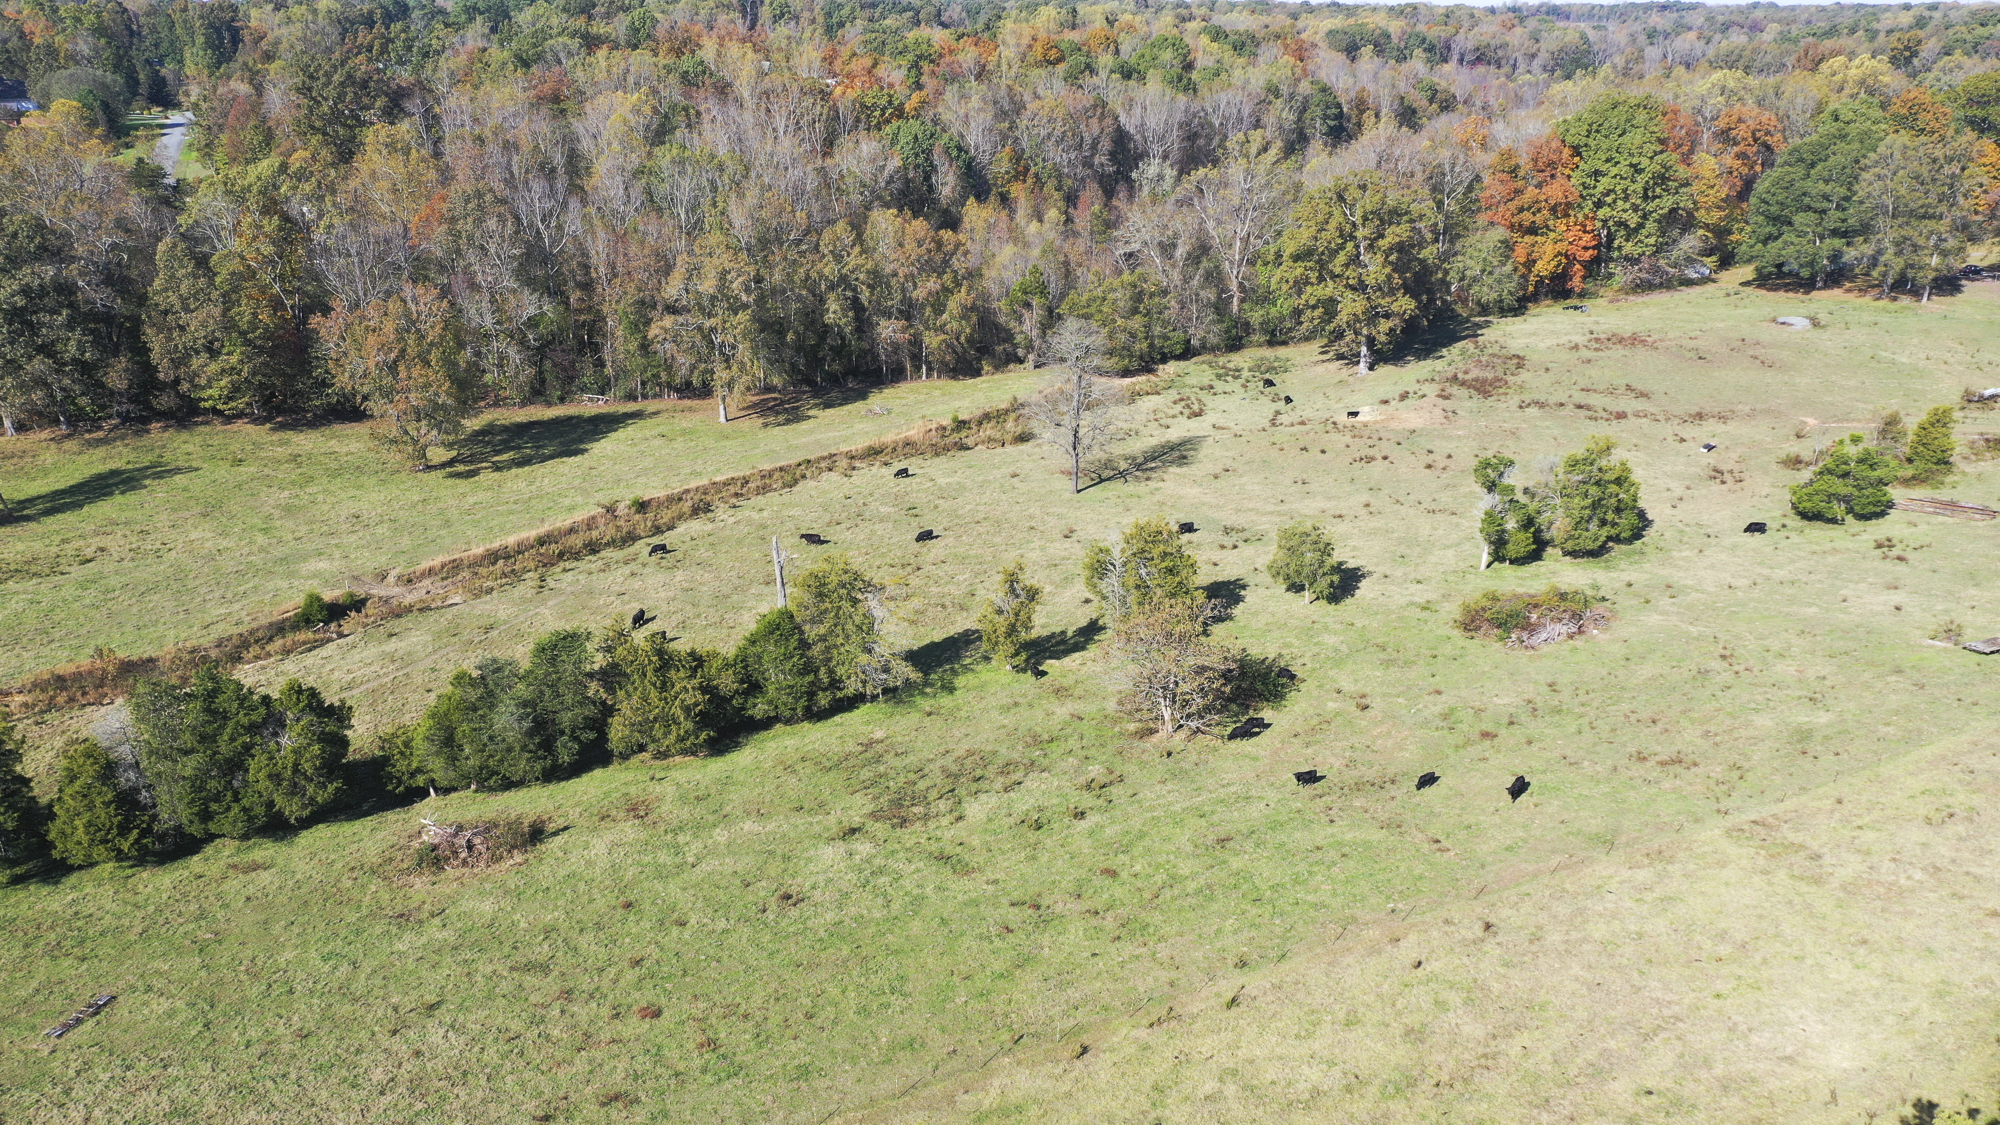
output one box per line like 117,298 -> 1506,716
915,529 -> 937,542
1416,771 -> 1440,791
1177,521 -> 1197,534
1276,667 -> 1297,682
800,533 -> 828,545
1701,442 -> 1717,453
1743,521 -> 1768,534
1346,410 -> 1361,419
1283,395 -> 1294,404
1293,769 -> 1323,786
893,467 -> 912,479
1507,775 -> 1530,802
647,543 -> 670,557
1261,378 -> 1277,388
631,608 -> 647,629
1228,717 -> 1269,740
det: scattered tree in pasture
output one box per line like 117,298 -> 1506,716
1083,516 -> 1201,622
978,560 -> 1043,670
1269,172 -> 1438,376
1790,434 -> 1899,522
1906,405 -> 1958,481
1266,521 -> 1346,603
47,738 -> 145,867
1024,318 -> 1125,494
1474,455 -> 1542,568
318,282 -> 481,469
1111,598 -> 1239,738
791,554 -> 917,701
1547,436 -> 1645,556
733,608 -> 835,723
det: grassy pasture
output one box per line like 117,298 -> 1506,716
4,276 -> 2000,1123
0,374 -> 1038,685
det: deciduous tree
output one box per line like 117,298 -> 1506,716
319,282 -> 481,469
1268,172 -> 1438,376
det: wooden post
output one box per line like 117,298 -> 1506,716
771,536 -> 787,607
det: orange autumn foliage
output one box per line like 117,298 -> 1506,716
1480,135 -> 1599,297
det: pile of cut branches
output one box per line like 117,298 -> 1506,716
1457,586 -> 1607,649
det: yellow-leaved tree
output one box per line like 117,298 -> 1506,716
317,282 -> 481,469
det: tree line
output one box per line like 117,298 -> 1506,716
0,524 -> 1326,873
3,0 -> 1997,452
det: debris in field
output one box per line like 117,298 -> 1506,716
44,995 -> 115,1039
1701,442 -> 1717,452
1505,604 -> 1609,650
1775,316 -> 1811,328
1964,638 -> 2000,655
1891,498 -> 1997,521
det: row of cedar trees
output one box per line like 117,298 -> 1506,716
0,517 -> 1335,871
4,0 -> 2000,450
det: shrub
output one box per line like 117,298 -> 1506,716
1547,436 -> 1644,555
606,634 -> 738,758
1790,434 -> 1898,522
1905,404 -> 1956,481
1456,586 -> 1601,640
977,560 -> 1043,671
387,630 -> 605,794
296,591 -> 332,628
1267,521 -> 1348,603
513,628 -> 605,773
1875,409 -> 1908,455
47,738 -> 145,867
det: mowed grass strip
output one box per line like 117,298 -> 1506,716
0,373 -> 1038,683
4,277 -> 2000,1123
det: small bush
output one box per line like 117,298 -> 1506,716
1791,434 -> 1898,522
1929,619 -> 1966,645
296,591 -> 332,628
1456,586 -> 1601,641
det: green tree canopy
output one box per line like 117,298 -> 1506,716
1547,436 -> 1645,555
1906,404 -> 1957,481
977,560 -> 1043,670
1083,515 -> 1202,620
605,633 -> 738,759
733,607 -> 835,722
47,738 -> 145,867
1744,100 -> 1889,289
1790,433 -> 1899,522
791,554 -> 917,701
1554,94 -> 1695,261
1267,172 -> 1438,375
1266,521 -> 1347,603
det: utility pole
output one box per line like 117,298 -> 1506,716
771,536 -> 789,607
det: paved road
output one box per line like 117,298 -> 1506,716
149,112 -> 190,183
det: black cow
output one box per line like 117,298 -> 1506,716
1743,521 -> 1768,534
915,529 -> 937,543
1701,442 -> 1717,453
1294,769 -> 1323,786
1262,378 -> 1277,388
1276,667 -> 1298,682
893,467 -> 912,479
800,533 -> 828,545
1177,521 -> 1197,534
631,608 -> 648,629
1507,775 -> 1530,802
1416,771 -> 1440,791
647,543 -> 670,557
1283,395 -> 1293,404
1228,717 -> 1269,740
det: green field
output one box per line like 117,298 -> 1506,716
0,375 -> 1038,685
4,277 -> 2000,1123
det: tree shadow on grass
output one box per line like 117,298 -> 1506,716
4,463 -> 197,524
1081,436 -> 1206,491
1202,577 -> 1250,622
441,409 -> 649,478
1024,619 -> 1107,666
738,384 -> 883,429
1378,312 -> 1487,368
906,627 -> 984,692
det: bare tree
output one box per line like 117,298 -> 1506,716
1111,598 -> 1239,737
1024,318 -> 1124,494
1115,81 -> 1195,171
1178,135 -> 1296,328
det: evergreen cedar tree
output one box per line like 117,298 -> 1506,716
1266,521 -> 1346,604
1791,435 -> 1900,522
1083,516 -> 1202,622
47,738 -> 145,867
978,560 -> 1043,671
1905,405 -> 1958,481
12,0 -> 1998,438
385,629 -> 602,794
1474,438 -> 1644,566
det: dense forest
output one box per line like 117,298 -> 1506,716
1,0 -> 1997,446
